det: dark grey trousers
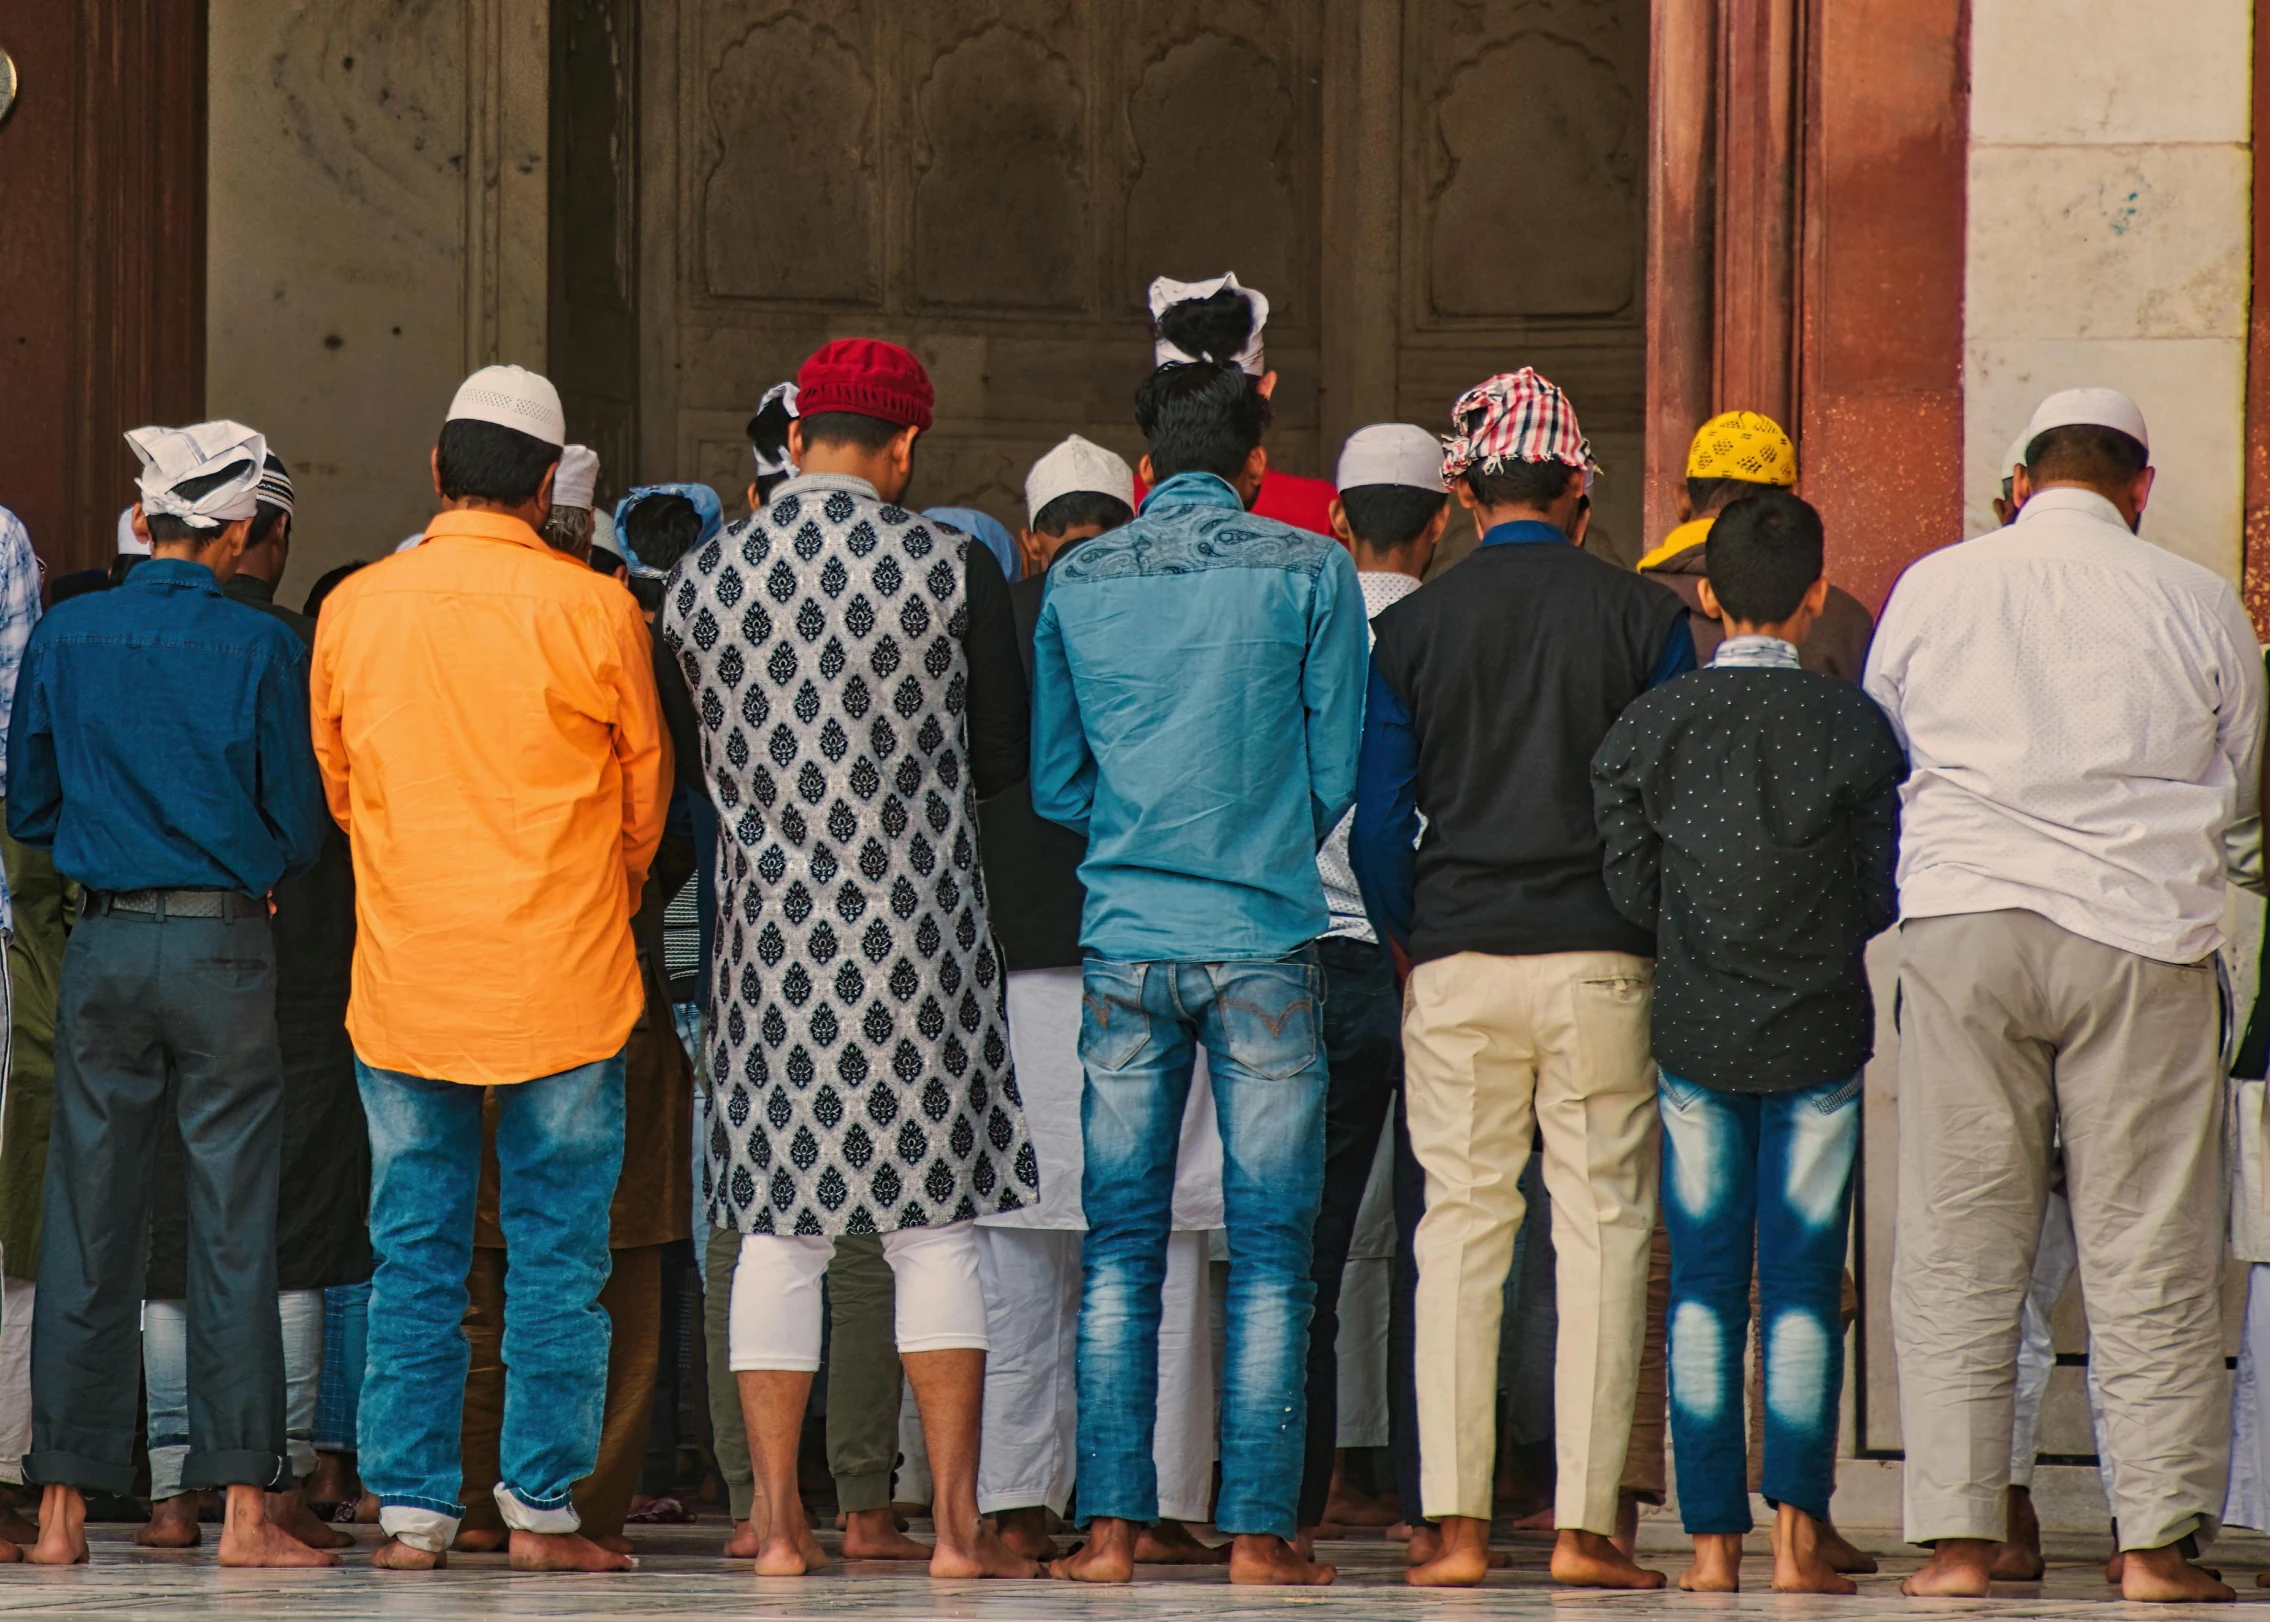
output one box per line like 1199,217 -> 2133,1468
28,908 -> 287,1493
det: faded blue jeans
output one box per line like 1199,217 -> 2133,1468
355,1052 -> 625,1552
1075,954 -> 1326,1540
1659,1069 -> 1860,1532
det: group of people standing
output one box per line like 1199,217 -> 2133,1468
0,264 -> 2258,1602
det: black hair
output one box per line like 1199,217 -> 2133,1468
1704,489 -> 1824,624
796,411 -> 906,454
301,560 -> 368,618
623,494 -> 703,575
2024,424 -> 2147,491
1154,287 -> 1256,368
435,418 -> 559,506
1031,490 -> 1134,537
49,569 -> 109,605
629,575 -> 666,615
748,393 -> 798,501
590,546 -> 629,580
143,461 -> 257,545
1461,459 -> 1583,513
1133,362 -> 1272,481
1686,475 -> 1777,517
1338,485 -> 1448,552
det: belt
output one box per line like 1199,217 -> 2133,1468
83,888 -> 265,920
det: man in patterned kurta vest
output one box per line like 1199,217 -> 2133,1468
659,339 -> 1039,1580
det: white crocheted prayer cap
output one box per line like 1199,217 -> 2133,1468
2023,387 -> 2148,456
124,420 -> 265,531
1337,424 -> 1448,494
1025,435 -> 1135,526
446,364 -> 566,448
554,444 -> 599,510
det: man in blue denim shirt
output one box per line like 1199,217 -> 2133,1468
6,421 -> 330,1567
1031,286 -> 1367,1586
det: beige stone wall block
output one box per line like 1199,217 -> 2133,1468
1963,337 -> 2245,578
1970,0 -> 2250,146
1967,143 -> 2249,345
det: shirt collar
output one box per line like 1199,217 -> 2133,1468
1138,471 -> 1245,515
1358,570 -> 1421,617
1480,519 -> 1571,548
2013,485 -> 2130,530
421,508 -> 554,556
125,557 -> 223,594
1712,634 -> 1800,670
773,472 -> 880,503
226,573 -> 277,604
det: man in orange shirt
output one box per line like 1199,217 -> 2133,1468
310,365 -> 669,1574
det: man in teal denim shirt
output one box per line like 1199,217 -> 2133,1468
1030,294 -> 1366,1585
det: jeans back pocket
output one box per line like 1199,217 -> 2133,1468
1080,962 -> 1153,1073
1212,961 -> 1321,1081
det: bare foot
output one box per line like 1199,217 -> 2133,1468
1385,1519 -> 1414,1543
137,1492 -> 203,1549
0,1538 -> 18,1563
839,1505 -> 930,1561
1991,1486 -> 2043,1581
508,1529 -> 636,1572
1228,1532 -> 1333,1585
1051,1516 -> 1135,1583
931,1522 -> 1041,1579
752,1514 -> 828,1577
1511,1504 -> 1556,1532
1321,1462 -> 1399,1529
218,1484 -> 339,1567
724,1517 -> 759,1558
1901,1538 -> 1995,1597
307,1450 -> 359,1512
1135,1519 -> 1229,1564
1553,1527 -> 1666,1589
594,1534 -> 634,1555
1404,1520 -> 1511,1570
371,1536 -> 445,1569
1679,1531 -> 1743,1592
992,1508 -> 1059,1562
1771,1505 -> 1858,1595
268,1487 -> 354,1550
26,1485 -> 87,1565
2122,1543 -> 2234,1604
452,1526 -> 507,1552
1612,1489 -> 1642,1559
0,1512 -> 32,1546
1408,1514 -> 1491,1587
2257,1569 -> 2270,1589
1818,1516 -> 1880,1575
353,1491 -> 381,1524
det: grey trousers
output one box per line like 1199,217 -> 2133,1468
1892,909 -> 2227,1551
702,1224 -> 901,1518
29,909 -> 287,1494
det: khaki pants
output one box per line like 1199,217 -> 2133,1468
1404,950 -> 1659,1530
1893,910 -> 2227,1550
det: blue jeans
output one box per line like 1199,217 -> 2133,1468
1076,955 -> 1326,1539
1659,1069 -> 1860,1532
356,1053 -> 625,1531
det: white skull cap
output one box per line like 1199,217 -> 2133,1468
1025,435 -> 1135,527
1336,424 -> 1449,494
446,364 -> 566,448
2022,387 -> 2148,456
553,445 -> 599,510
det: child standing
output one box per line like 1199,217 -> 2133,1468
1590,489 -> 1904,1593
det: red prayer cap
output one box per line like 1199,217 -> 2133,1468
793,339 -> 935,432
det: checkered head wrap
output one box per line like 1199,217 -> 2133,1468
1440,368 -> 1597,485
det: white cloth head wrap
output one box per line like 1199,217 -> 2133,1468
1336,424 -> 1450,494
751,382 -> 800,482
115,505 -> 151,557
446,364 -> 566,448
125,420 -> 266,531
1148,272 -> 1269,375
1025,435 -> 1135,526
554,445 -> 600,510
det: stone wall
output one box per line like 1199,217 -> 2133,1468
205,0 -> 549,599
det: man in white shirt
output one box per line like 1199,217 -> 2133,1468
1868,389 -> 2262,1604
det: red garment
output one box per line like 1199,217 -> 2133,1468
794,338 -> 934,430
1132,468 -> 1338,536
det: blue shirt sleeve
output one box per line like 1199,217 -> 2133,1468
259,645 -> 333,884
1350,657 -> 1421,950
1027,589 -> 1096,838
1646,616 -> 1698,690
5,631 -> 59,850
1304,547 -> 1369,843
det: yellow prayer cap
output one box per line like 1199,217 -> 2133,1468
1685,411 -> 1796,486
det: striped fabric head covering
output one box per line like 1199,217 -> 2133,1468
257,453 -> 295,516
1440,368 -> 1596,485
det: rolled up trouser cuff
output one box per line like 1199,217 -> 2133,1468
379,1500 -> 462,1555
834,1468 -> 893,1515
182,1447 -> 287,1492
495,1483 -> 581,1534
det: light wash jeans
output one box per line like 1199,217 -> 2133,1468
1658,1068 -> 1860,1532
1075,954 -> 1326,1539
355,1052 -> 625,1553
145,1290 -> 325,1499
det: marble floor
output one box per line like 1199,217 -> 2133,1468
1,1523 -> 2268,1620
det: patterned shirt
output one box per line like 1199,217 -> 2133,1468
0,509 -> 40,932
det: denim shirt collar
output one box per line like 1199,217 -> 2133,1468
1480,520 -> 1571,548
1138,471 -> 1246,515
125,557 -> 223,595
